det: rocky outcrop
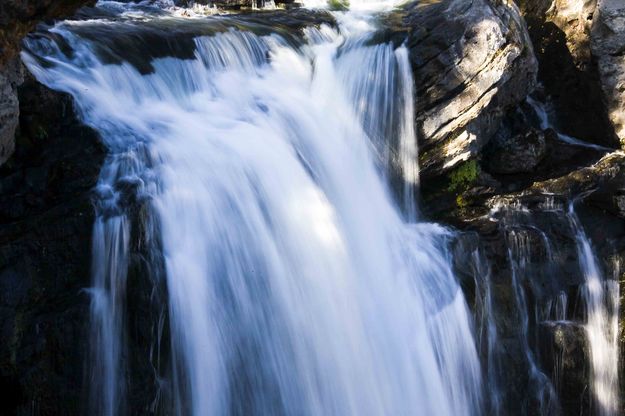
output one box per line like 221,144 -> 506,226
1,5 -> 103,411
485,128 -> 547,174
398,0 -> 537,182
517,0 -> 596,63
0,0 -> 96,167
0,58 -> 22,166
592,0 -> 625,146
0,0 -> 95,67
0,74 -> 105,415
515,0 -> 620,148
445,150 -> 625,415
515,0 -> 625,148
412,3 -> 625,406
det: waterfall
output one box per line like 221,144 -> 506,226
505,226 -> 560,415
482,200 -> 621,415
22,4 -> 482,416
568,205 -> 620,416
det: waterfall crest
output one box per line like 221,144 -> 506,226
22,5 -> 482,416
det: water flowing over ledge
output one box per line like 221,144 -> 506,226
22,3 -> 483,415
1,0 -> 622,414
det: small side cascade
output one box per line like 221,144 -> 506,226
453,235 -> 503,415
567,205 -> 620,416
505,225 -> 560,415
471,198 -> 622,415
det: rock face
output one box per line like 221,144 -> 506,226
0,2 -> 101,413
516,0 -> 620,148
0,0 -> 94,67
399,0 -> 537,181
0,58 -> 22,166
0,0 -> 95,167
485,128 -> 547,174
592,0 -> 625,146
445,150 -> 625,415
0,74 -> 105,415
516,0 -> 625,148
411,5 -> 625,413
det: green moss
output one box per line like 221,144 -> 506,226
327,0 -> 349,11
447,159 -> 480,193
418,148 -> 432,165
455,195 -> 468,208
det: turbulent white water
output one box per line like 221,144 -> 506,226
22,4 -> 483,416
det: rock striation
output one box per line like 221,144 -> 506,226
592,0 -> 625,146
400,0 -> 537,182
0,0 -> 95,165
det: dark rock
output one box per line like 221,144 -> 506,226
0,0 -> 96,167
516,0 -> 621,148
440,149 -> 625,415
485,128 -> 547,174
538,321 -> 590,414
0,71 -> 105,415
0,58 -> 22,166
0,0 -> 96,67
591,0 -> 625,146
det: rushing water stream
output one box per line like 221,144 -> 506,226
22,1 -> 483,415
19,0 -> 622,415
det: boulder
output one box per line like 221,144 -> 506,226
515,0 -> 620,148
0,0 -> 96,167
0,73 -> 105,415
591,0 -> 625,146
485,128 -> 547,174
399,0 -> 537,181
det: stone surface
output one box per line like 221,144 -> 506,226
0,0 -> 96,167
399,0 -> 538,181
592,0 -> 625,146
485,128 -> 547,174
0,0 -> 96,67
0,58 -> 22,166
516,0 -> 620,148
0,73 -> 105,415
445,149 -> 625,415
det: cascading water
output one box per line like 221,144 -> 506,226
22,2 -> 483,415
453,235 -> 503,415
505,226 -> 560,415
568,205 -> 620,416
482,199 -> 621,415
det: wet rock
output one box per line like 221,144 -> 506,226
0,0 -> 96,166
0,0 -> 96,67
485,128 -> 547,174
528,151 -> 625,197
538,321 -> 591,414
436,145 -> 625,415
0,72 -> 105,415
0,58 -> 22,165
